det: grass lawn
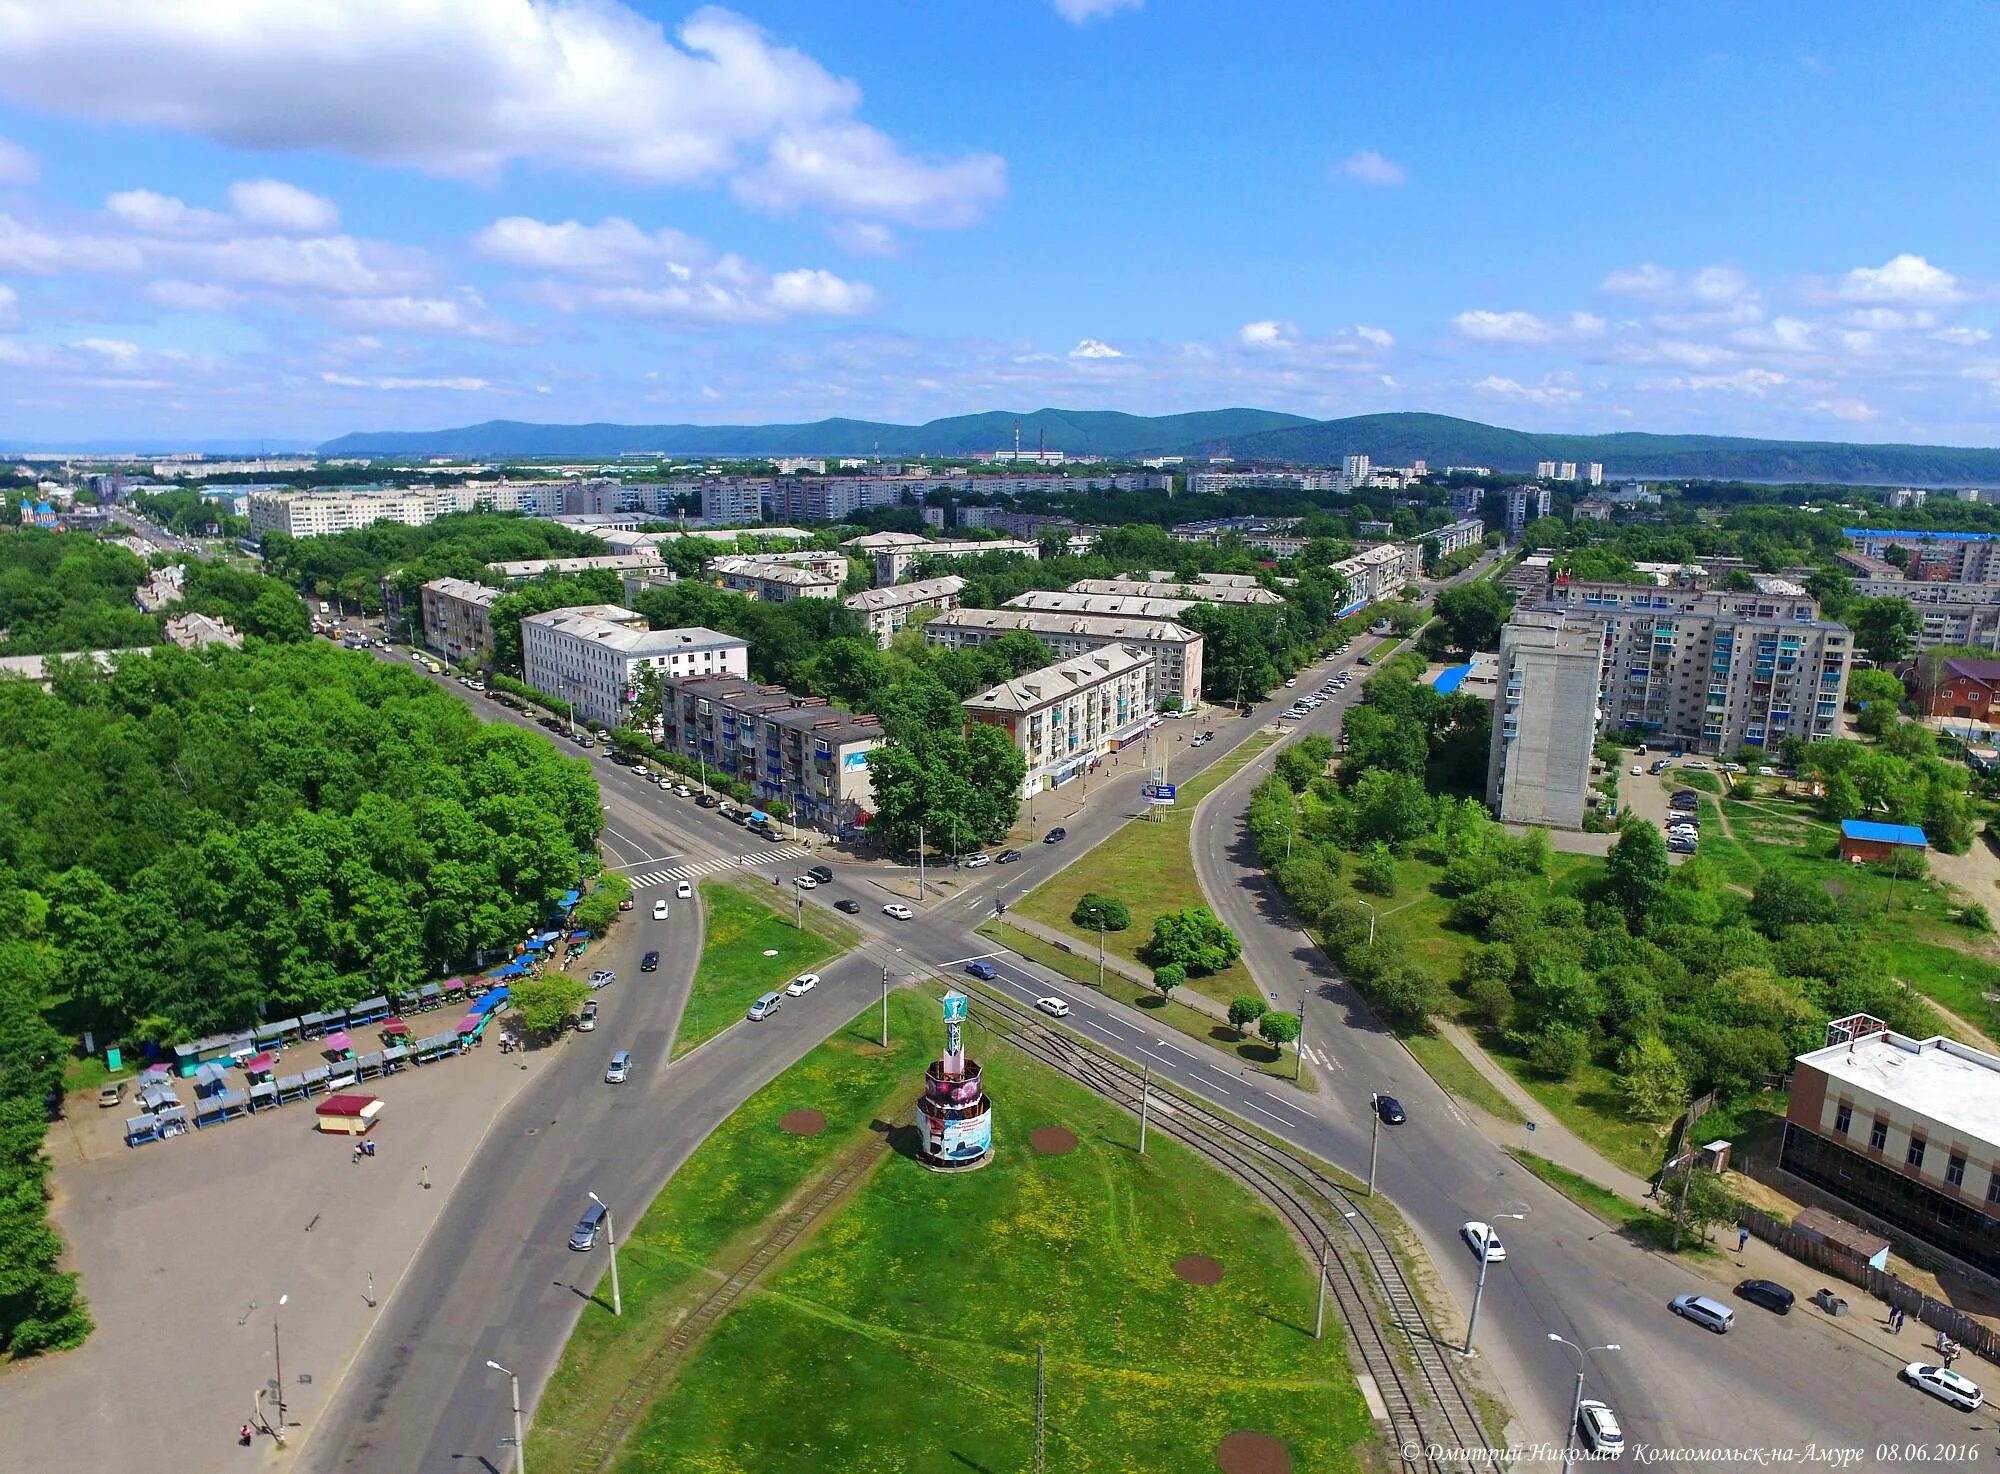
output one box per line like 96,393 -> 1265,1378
1476,1029 -> 1676,1180
977,920 -> 1317,1089
1402,1032 -> 1526,1125
1012,731 -> 1278,1009
608,993 -> 1370,1474
674,880 -> 854,1057
1507,1151 -> 1712,1257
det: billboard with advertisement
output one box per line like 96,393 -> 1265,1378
842,750 -> 870,770
923,1110 -> 993,1163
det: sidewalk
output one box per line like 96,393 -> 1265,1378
1428,1018 -> 1934,1368
997,912 -> 1233,1023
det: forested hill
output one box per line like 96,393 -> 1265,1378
316,407 -> 1314,459
319,407 -> 2000,484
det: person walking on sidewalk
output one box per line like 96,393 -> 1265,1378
1737,1225 -> 1749,1253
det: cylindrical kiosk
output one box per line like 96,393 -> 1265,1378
917,991 -> 994,1171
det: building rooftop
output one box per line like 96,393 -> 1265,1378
664,674 -> 880,745
841,530 -> 932,550
1941,658 -> 2000,683
1840,819 -> 1929,847
927,606 -> 1199,643
1066,577 -> 1283,605
1846,527 -> 2000,542
524,607 -> 740,658
1006,590 -> 1193,619
963,643 -> 1152,715
708,556 -> 840,587
487,552 -> 662,577
424,576 -> 503,607
1798,1029 -> 2000,1144
843,575 -> 966,611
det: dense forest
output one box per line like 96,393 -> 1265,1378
260,512 -> 609,613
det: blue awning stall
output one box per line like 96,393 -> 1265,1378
247,1080 -> 279,1113
274,1072 -> 310,1103
560,888 -> 581,908
348,995 -> 391,1025
298,1010 -> 338,1039
473,987 -> 511,1015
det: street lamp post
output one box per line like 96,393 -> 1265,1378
1368,1093 -> 1382,1196
271,1293 -> 289,1445
1462,1210 -> 1527,1355
588,1192 -> 622,1317
1357,899 -> 1377,945
1548,1334 -> 1620,1474
1295,986 -> 1308,1083
487,1359 -> 526,1474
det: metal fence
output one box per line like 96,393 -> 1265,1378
1740,1206 -> 2000,1363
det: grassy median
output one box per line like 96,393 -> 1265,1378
673,880 -> 855,1057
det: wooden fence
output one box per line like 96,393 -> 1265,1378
1740,1206 -> 2000,1364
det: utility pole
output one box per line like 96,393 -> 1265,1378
793,875 -> 803,929
1138,1067 -> 1151,1155
1314,1235 -> 1329,1339
918,821 -> 926,902
880,963 -> 890,1048
271,1293 -> 289,1446
1368,1095 -> 1381,1197
1034,1342 -> 1046,1474
1096,917 -> 1105,989
589,1192 -> 622,1316
1296,986 -> 1308,1083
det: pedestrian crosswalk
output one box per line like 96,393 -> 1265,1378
627,845 -> 809,888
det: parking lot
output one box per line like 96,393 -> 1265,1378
1,1012 -> 563,1469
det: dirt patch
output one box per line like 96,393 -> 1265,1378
1173,1253 -> 1225,1286
778,1108 -> 827,1136
1028,1126 -> 1078,1156
1214,1429 -> 1292,1474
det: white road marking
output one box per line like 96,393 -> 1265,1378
1250,1093 -> 1308,1118
626,845 -> 807,886
1200,1062 -> 1238,1082
1093,1016 -> 1133,1037
1242,1100 -> 1291,1127
1138,1047 -> 1177,1068
1152,1039 -> 1196,1058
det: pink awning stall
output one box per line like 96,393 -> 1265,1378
324,1031 -> 353,1054
379,1018 -> 411,1038
243,1051 -> 277,1076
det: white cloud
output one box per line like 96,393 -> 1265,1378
1471,374 -> 1582,404
228,178 -> 340,234
1069,338 -> 1122,358
1935,326 -> 1992,346
477,213 -> 874,324
321,371 -> 489,391
1354,325 -> 1395,348
0,283 -> 17,329
1601,263 -> 1676,297
0,136 -> 37,186
1637,368 -> 1788,394
1341,149 -> 1405,188
146,280 -> 240,312
0,214 -> 143,274
106,188 -> 226,235
1450,309 -> 1604,344
1237,319 -> 1296,348
1052,0 -> 1141,20
0,3 -> 1002,225
826,219 -> 899,257
1812,397 -> 1877,422
1838,253 -> 1961,304
324,293 -> 511,339
74,337 -> 141,365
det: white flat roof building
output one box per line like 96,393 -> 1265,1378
1006,590 -> 1197,619
1064,577 -> 1283,606
840,532 -> 1038,586
925,606 -> 1205,709
843,574 -> 967,648
962,643 -> 1157,797
487,552 -> 663,582
521,606 -> 747,731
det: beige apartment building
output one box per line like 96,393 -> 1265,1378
961,643 -> 1157,797
521,605 -> 746,731
924,606 -> 1205,710
1485,610 -> 1603,829
419,577 -> 504,666
843,575 -> 967,648
706,555 -> 843,602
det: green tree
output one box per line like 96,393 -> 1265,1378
1146,906 -> 1242,974
1748,869 -> 1838,936
1849,596 -> 1922,666
1669,1167 -> 1742,1247
508,975 -> 589,1037
1521,1021 -> 1590,1079
1368,962 -> 1444,1032
1846,666 -> 1905,712
1432,580 -> 1511,654
1071,893 -> 1131,932
1228,994 -> 1268,1037
1350,768 -> 1435,849
1604,814 -> 1671,925
1151,963 -> 1186,1002
1466,975 -> 1515,1027
1617,1033 -> 1690,1122
1257,1009 -> 1302,1050
1354,842 -> 1398,896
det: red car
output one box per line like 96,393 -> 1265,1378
617,898 -> 634,912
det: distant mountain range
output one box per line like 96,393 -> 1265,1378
315,407 -> 2000,485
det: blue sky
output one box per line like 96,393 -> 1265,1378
0,0 -> 1995,446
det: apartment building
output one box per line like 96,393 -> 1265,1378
1853,581 -> 2000,652
249,488 -> 457,538
1329,542 -> 1421,613
1782,1016 -> 2000,1278
962,643 -> 1157,797
699,478 -> 774,523
1485,610 -> 1603,828
486,552 -> 664,583
658,675 -> 881,833
1531,579 -> 1852,753
1843,527 -> 2000,584
840,531 -> 1040,586
419,577 -> 504,666
1450,486 -> 1485,514
843,574 -> 968,648
1063,577 -> 1283,607
1505,484 -> 1552,537
925,606 -> 1205,709
1006,590 -> 1197,620
1424,516 -> 1487,559
706,555 -> 843,602
521,606 -> 746,731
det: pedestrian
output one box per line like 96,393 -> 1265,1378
352,1143 -> 362,1164
1890,1306 -> 1903,1333
240,1424 -> 254,1447
1737,1225 -> 1749,1253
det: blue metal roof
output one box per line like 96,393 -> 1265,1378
1432,663 -> 1473,695
1840,819 -> 1928,847
1844,527 -> 1999,543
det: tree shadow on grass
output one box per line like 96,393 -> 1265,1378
1137,995 -> 1167,1010
950,1452 -> 1001,1473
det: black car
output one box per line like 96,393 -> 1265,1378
1044,827 -> 1067,844
806,864 -> 834,884
996,848 -> 1023,864
1670,790 -> 1699,810
640,950 -> 660,973
1375,1094 -> 1407,1125
834,898 -> 862,914
1734,1278 -> 1794,1314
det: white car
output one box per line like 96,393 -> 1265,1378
794,874 -> 819,889
1630,765 -> 1644,776
1460,1221 -> 1507,1263
1035,996 -> 1072,1018
677,880 -> 692,900
659,777 -> 674,790
1577,1399 -> 1624,1455
631,763 -> 648,774
963,853 -> 992,869
652,898 -> 669,920
785,972 -> 820,997
882,903 -> 914,920
1905,1362 -> 1984,1411
1285,677 -> 1297,687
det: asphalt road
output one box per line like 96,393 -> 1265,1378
306,607 -> 1984,1470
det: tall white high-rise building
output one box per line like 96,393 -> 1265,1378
1342,454 -> 1371,483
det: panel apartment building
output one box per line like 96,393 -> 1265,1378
841,531 -> 1040,586
843,575 -> 968,648
657,674 -> 882,834
1485,610 -> 1603,829
521,606 -> 746,731
924,606 -> 1205,709
1782,1016 -> 2000,1278
419,577 -> 504,666
962,644 -> 1157,797
706,555 -> 843,602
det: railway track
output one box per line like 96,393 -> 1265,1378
963,982 -> 1499,1472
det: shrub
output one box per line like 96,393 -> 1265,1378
1466,976 -> 1515,1028
1071,893 -> 1132,933
1228,994 -> 1268,1037
1518,1022 -> 1590,1080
